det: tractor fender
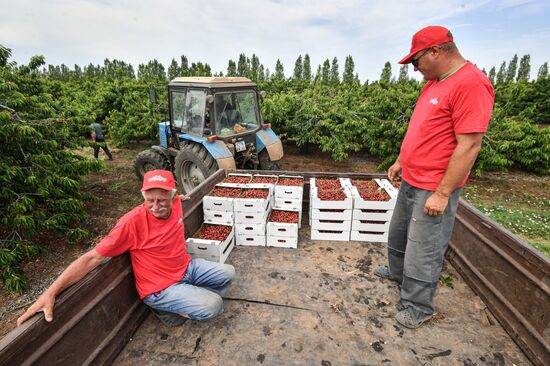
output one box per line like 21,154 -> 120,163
256,128 -> 284,161
179,134 -> 236,171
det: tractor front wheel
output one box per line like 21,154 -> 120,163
134,149 -> 171,181
174,142 -> 218,194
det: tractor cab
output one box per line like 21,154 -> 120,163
135,77 -> 283,193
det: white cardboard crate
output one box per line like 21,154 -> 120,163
234,207 -> 270,225
273,198 -> 302,211
266,235 -> 298,249
351,220 -> 390,232
310,218 -> 351,231
350,185 -> 396,210
266,222 -> 298,238
310,186 -> 353,210
311,208 -> 352,221
270,206 -> 302,228
310,229 -> 350,242
203,195 -> 234,212
350,231 -> 388,243
234,188 -> 272,213
203,210 -> 234,225
274,175 -> 304,200
235,223 -> 266,237
352,209 -> 394,221
187,224 -> 235,264
236,234 -> 266,247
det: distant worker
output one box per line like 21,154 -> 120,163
90,122 -> 113,160
375,26 -> 494,328
17,170 -> 236,327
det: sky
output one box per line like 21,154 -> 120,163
1,0 -> 549,82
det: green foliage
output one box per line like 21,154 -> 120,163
0,47 -> 102,291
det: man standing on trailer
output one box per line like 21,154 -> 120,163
17,170 -> 235,327
375,26 -> 494,328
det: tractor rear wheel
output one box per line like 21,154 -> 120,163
258,149 -> 280,171
134,149 -> 171,181
174,142 -> 219,194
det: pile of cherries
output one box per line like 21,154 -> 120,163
268,210 -> 299,223
196,224 -> 232,241
209,187 -> 241,198
239,189 -> 269,199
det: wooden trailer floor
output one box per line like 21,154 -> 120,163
114,225 -> 531,366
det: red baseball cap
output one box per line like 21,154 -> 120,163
141,170 -> 176,191
398,26 -> 454,64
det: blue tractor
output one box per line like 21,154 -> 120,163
134,77 -> 284,193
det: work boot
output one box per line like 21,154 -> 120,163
395,307 -> 433,329
374,266 -> 399,283
150,308 -> 187,327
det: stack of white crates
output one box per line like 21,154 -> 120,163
309,178 -> 353,241
234,186 -> 272,247
266,210 -> 299,248
270,175 -> 303,248
345,178 -> 398,242
186,174 -> 250,263
186,222 -> 235,264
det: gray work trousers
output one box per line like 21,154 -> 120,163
387,181 -> 461,315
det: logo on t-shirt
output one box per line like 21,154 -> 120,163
430,98 -> 439,105
148,175 -> 168,182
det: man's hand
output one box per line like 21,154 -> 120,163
388,160 -> 402,181
17,292 -> 56,326
179,194 -> 190,201
424,191 -> 449,216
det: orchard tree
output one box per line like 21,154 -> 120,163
488,66 -> 496,84
274,59 -> 285,80
398,64 -> 409,83
180,55 -> 189,76
293,55 -> 303,80
321,59 -> 330,83
168,58 -> 180,79
237,53 -> 250,77
516,54 -> 531,82
505,54 -> 518,84
343,55 -> 355,85
380,61 -> 392,84
537,62 -> 548,80
303,54 -> 312,82
251,54 -> 260,81
330,57 -> 339,84
227,59 -> 237,76
496,61 -> 506,85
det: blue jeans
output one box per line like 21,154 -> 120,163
387,181 -> 461,315
143,258 -> 235,321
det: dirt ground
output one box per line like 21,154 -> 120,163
0,140 -> 547,354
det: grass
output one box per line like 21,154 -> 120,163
463,186 -> 550,257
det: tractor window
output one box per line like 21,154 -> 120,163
182,89 -> 206,136
171,91 -> 185,129
214,91 -> 260,137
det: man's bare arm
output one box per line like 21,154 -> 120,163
17,249 -> 106,326
424,133 -> 484,216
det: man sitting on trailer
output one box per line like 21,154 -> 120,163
17,170 -> 235,327
374,26 -> 494,328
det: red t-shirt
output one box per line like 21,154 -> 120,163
400,62 -> 494,191
95,197 -> 191,299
